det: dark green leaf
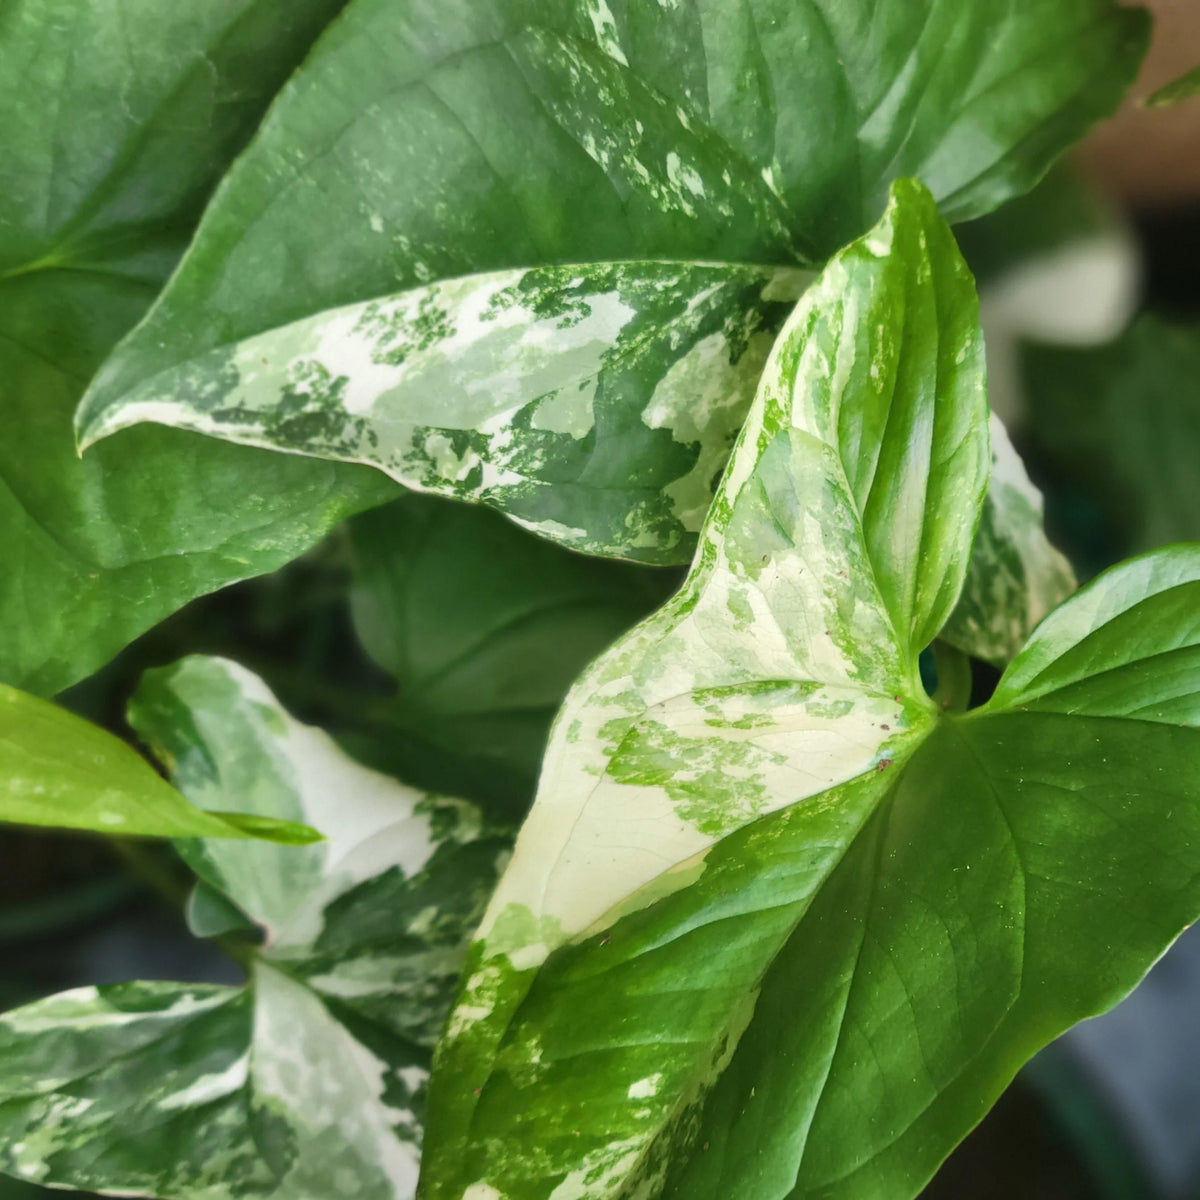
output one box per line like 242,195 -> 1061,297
0,0 -> 394,695
76,0 -> 1146,560
420,181 -> 1200,1200
346,494 -> 678,811
1024,316 -> 1200,557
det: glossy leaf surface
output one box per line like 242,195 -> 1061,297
80,263 -> 806,562
0,657 -> 506,1198
0,681 -> 315,842
78,256 -> 1069,622
0,0 -> 393,695
421,183 -> 1200,1200
78,0 -> 1146,559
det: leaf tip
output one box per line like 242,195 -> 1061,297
210,811 -> 326,845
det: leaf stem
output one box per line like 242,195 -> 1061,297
932,641 -> 973,713
108,838 -> 190,909
109,838 -> 257,973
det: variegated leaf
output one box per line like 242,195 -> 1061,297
0,657 -> 507,1199
420,180 -> 1200,1200
420,178 -> 986,1199
80,263 -> 807,562
77,252 -> 1070,638
939,413 -> 1076,666
75,0 -> 1146,565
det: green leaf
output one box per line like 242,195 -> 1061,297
0,656 -> 507,1198
75,0 -> 1146,557
1146,62 -> 1200,107
0,0 -> 395,695
346,495 -> 678,812
0,681 -> 315,842
939,414 -> 1076,667
79,262 -> 807,563
1024,316 -> 1200,556
420,178 -> 982,1199
420,181 -> 1200,1200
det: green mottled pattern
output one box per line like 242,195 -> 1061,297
0,658 -> 507,1199
78,258 -> 1070,628
420,180 -> 987,1198
420,183 -> 1200,1200
940,413 -> 1076,666
74,0 -> 1145,564
80,262 -> 806,563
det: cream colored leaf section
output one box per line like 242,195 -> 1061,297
78,262 -> 808,560
475,239 -> 946,962
250,964 -> 420,1198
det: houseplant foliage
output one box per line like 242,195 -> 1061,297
4,1 -> 1198,1199
0,657 -> 508,1198
418,178 -> 1200,1200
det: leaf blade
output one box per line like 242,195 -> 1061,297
939,413 -> 1076,667
0,682 -> 312,842
0,656 -> 509,1198
74,0 -> 1146,563
0,0 -> 395,695
78,262 -> 807,562
420,178 -> 989,1199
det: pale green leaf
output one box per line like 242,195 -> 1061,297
0,657 -> 506,1198
75,0 -> 1146,560
939,414 -> 1076,666
0,0 -> 394,696
1146,62 -> 1200,107
0,681 -> 315,842
420,180 -> 1200,1200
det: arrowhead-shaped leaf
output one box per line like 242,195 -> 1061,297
0,0 -> 393,695
76,0 -> 1144,566
420,181 -> 1200,1200
0,657 -> 507,1198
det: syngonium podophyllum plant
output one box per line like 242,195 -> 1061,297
5,0 -> 1200,1198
